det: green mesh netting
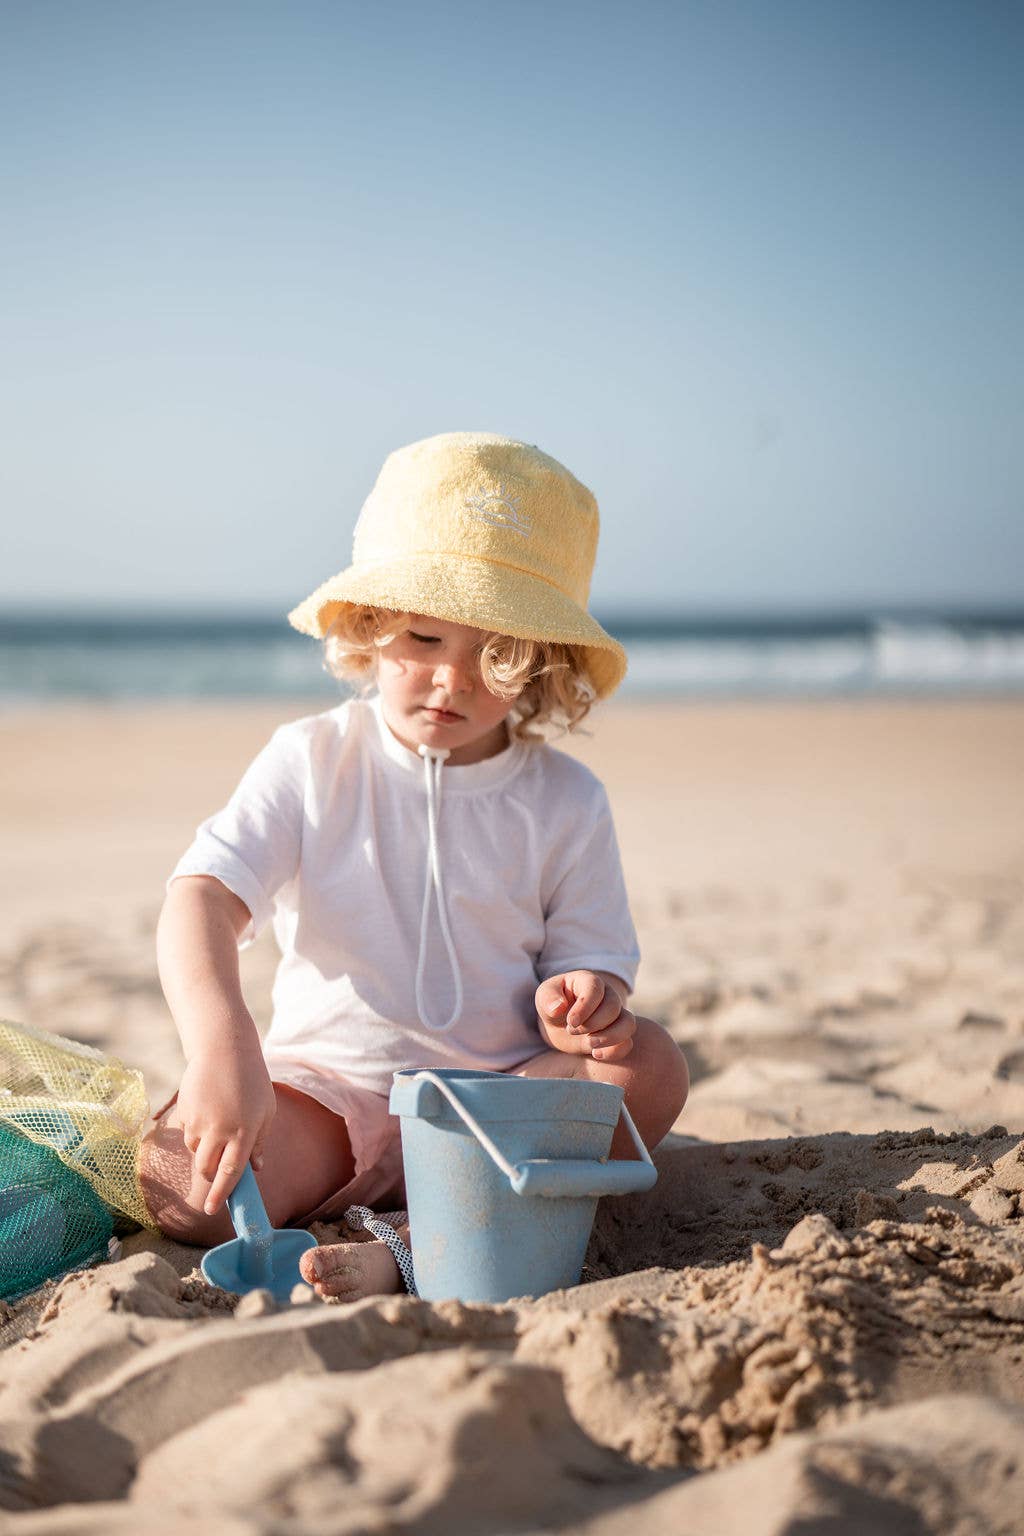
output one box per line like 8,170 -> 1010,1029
0,1123 -> 114,1301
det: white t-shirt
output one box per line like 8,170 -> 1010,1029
167,693 -> 640,1097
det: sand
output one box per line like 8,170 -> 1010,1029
2,696 -> 1024,1533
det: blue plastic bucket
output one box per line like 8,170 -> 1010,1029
389,1068 -> 658,1303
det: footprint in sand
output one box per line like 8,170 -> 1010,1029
995,1049 -> 1024,1084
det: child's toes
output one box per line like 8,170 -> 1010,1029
300,1243 -> 350,1293
315,1270 -> 358,1299
299,1247 -> 322,1286
299,1239 -> 403,1301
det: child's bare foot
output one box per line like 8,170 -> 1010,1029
299,1235 -> 404,1301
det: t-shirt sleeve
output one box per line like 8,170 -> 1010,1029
165,723 -> 307,949
537,779 -> 640,991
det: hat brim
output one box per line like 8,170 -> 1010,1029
287,556 -> 627,699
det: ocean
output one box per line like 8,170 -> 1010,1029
2,609 -> 1024,706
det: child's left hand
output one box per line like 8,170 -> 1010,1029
535,970 -> 636,1061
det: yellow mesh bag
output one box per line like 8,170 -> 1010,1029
0,1017 -> 158,1232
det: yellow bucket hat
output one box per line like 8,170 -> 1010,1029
288,430 -> 627,698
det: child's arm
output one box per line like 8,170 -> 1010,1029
534,970 -> 636,1063
157,874 -> 278,1214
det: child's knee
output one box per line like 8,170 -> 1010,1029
634,1015 -> 689,1118
138,1122 -> 234,1247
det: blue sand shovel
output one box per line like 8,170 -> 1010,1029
201,1162 -> 317,1305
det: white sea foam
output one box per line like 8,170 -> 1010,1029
1,615 -> 1023,706
870,621 -> 1024,687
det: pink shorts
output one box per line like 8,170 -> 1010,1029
268,1059 -> 406,1224
151,1059 -> 405,1227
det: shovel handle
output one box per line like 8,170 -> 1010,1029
225,1163 -> 273,1241
408,1070 -> 657,1199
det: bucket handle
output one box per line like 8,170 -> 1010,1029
409,1070 -> 658,1198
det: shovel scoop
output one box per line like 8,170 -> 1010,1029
201,1163 -> 317,1305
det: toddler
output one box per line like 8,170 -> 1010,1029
140,431 -> 689,1300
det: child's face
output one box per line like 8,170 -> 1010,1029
375,613 -> 521,766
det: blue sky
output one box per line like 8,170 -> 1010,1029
1,0 -> 1021,616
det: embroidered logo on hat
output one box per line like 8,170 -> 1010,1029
464,485 -> 532,538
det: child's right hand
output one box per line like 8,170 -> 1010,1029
175,1047 -> 278,1216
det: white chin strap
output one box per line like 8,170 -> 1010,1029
414,744 -> 464,1033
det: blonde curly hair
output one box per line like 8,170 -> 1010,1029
322,606 -> 596,740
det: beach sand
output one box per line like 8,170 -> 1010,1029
2,696 -> 1024,1533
